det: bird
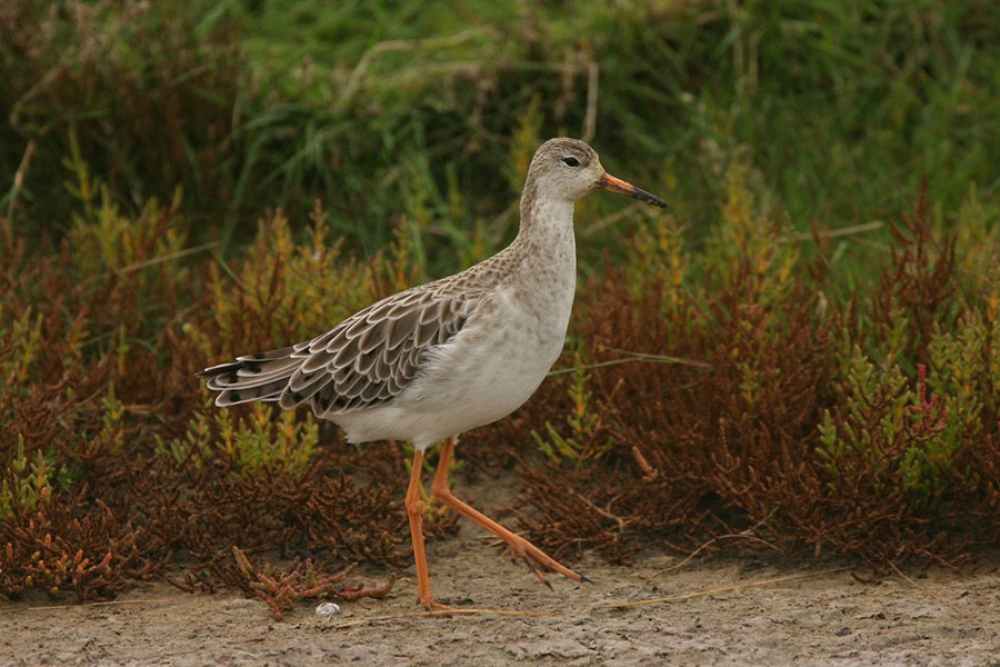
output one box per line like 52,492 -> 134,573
199,138 -> 668,609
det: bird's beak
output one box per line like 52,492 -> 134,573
597,173 -> 669,209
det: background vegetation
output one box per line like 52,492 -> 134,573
1,0 -> 998,606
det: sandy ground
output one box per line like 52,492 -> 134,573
3,471 -> 998,666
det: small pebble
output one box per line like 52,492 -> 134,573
315,602 -> 342,616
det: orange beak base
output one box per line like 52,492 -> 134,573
598,173 -> 668,209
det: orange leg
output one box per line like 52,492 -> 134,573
430,437 -> 588,586
404,449 -> 450,610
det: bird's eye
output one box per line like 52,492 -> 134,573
562,157 -> 580,167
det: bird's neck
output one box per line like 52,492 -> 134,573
515,180 -> 576,247
506,185 -> 577,290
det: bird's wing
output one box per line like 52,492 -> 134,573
201,283 -> 481,416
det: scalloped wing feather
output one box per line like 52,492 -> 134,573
285,287 -> 478,416
200,283 -> 481,416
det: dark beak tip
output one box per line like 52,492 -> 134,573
635,190 -> 669,210
599,173 -> 669,210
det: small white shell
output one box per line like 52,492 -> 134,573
315,602 -> 342,616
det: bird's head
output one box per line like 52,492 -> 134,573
526,138 -> 668,208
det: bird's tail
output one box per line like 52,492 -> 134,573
198,345 -> 305,406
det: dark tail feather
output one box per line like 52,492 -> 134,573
213,377 -> 292,406
198,347 -> 305,406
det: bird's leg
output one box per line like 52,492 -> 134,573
404,449 -> 451,611
430,437 -> 586,586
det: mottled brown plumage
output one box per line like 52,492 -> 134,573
199,137 -> 667,609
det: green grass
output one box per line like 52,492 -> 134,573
4,0 -> 999,281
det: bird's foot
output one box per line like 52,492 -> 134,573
502,531 -> 588,587
419,598 -> 455,612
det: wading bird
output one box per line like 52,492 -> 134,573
200,138 -> 667,609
